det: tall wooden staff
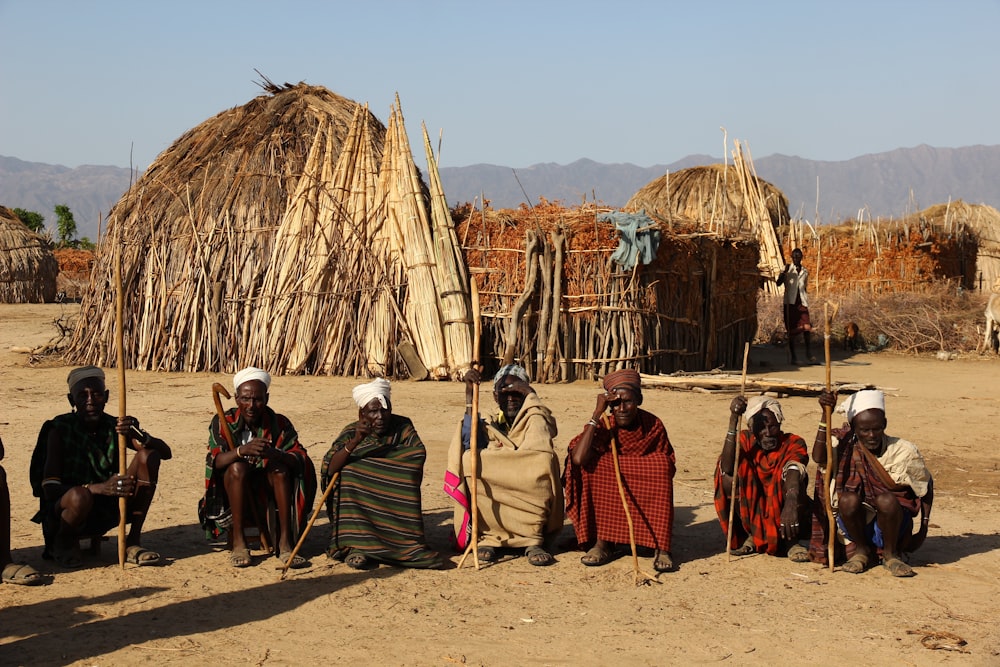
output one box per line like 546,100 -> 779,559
608,421 -> 658,585
823,302 -> 839,572
280,470 -> 339,580
115,244 -> 127,569
726,342 -> 751,562
457,277 -> 482,570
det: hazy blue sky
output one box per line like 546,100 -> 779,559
2,0 -> 998,171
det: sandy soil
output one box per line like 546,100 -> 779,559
1,303 -> 998,666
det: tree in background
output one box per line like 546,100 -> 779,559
13,207 -> 45,233
55,204 -> 78,248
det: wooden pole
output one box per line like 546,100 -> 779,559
458,277 -> 483,569
726,342 -> 751,561
608,418 -> 659,585
823,302 -> 839,572
115,244 -> 127,569
280,472 -> 339,580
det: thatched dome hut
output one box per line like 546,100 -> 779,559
0,206 -> 59,303
626,163 -> 790,291
65,80 -> 472,378
625,164 -> 790,233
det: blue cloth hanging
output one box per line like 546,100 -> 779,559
598,210 -> 661,270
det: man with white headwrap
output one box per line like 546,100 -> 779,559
322,378 -> 444,570
31,365 -> 172,568
201,367 -> 317,569
714,395 -> 810,560
444,365 -> 563,566
809,389 -> 933,577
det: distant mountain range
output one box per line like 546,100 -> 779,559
3,144 -> 999,242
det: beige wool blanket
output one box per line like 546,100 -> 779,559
444,393 -> 564,549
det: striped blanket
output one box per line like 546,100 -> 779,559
202,407 -> 317,545
322,415 -> 443,569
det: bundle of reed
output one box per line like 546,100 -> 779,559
377,99 -> 448,378
0,206 -> 59,303
422,122 -> 473,376
731,141 -> 785,293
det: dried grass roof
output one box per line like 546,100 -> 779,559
65,82 -> 390,373
624,164 -> 790,233
0,205 -> 58,303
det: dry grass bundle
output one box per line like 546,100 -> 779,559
456,200 -> 760,380
63,82 -> 472,379
624,163 -> 790,237
0,205 -> 59,303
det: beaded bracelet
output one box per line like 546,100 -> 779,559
818,422 -> 828,430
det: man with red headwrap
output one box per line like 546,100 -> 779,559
563,369 -> 676,572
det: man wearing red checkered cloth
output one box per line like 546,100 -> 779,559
563,369 -> 676,572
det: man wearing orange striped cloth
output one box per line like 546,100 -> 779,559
714,395 -> 811,561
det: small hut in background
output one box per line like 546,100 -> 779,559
64,81 -> 471,379
457,200 -> 761,381
0,206 -> 58,303
625,143 -> 788,290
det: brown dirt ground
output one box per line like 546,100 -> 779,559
1,303 -> 998,666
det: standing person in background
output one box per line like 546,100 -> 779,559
563,369 -> 676,573
776,248 -> 814,364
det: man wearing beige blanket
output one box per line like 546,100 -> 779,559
444,365 -> 563,566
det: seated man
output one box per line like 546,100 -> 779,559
2,434 -> 42,585
323,378 -> 444,570
810,389 -> 934,577
201,367 -> 317,569
714,395 -> 810,561
563,369 -> 676,573
444,364 -> 563,566
33,365 -> 171,568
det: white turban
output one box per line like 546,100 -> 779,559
67,365 -> 105,390
837,389 -> 885,422
233,367 -> 271,392
353,378 -> 391,409
745,395 -> 783,424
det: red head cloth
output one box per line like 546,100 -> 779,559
602,369 -> 641,394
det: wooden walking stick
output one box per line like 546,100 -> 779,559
726,342 -> 751,562
280,471 -> 339,579
608,421 -> 659,585
823,302 -> 839,572
211,383 -> 271,554
457,277 -> 483,570
115,244 -> 127,569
